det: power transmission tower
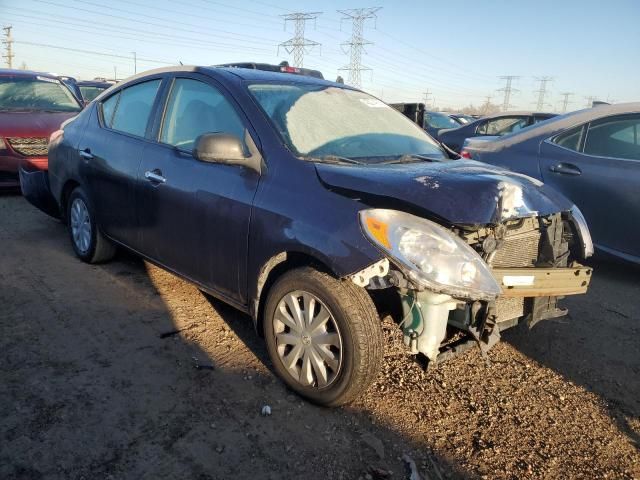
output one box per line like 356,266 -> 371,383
2,26 -> 15,68
481,94 -> 492,114
422,90 -> 432,107
338,7 -> 381,89
533,76 -> 553,110
559,92 -> 573,113
278,12 -> 321,68
497,76 -> 519,112
584,96 -> 597,107
132,51 -> 137,74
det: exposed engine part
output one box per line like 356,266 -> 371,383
350,258 -> 390,288
400,290 -> 458,361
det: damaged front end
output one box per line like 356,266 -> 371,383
352,207 -> 593,366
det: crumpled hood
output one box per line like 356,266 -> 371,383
0,111 -> 76,138
315,160 -> 574,225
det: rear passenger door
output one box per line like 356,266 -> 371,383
138,75 -> 260,304
80,77 -> 163,250
540,114 -> 640,257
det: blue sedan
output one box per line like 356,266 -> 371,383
462,103 -> 640,263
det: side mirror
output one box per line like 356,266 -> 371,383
193,133 -> 246,164
192,131 -> 263,174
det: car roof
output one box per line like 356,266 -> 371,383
77,80 -> 112,87
0,68 -> 62,80
484,102 -> 640,148
109,65 -> 344,91
482,110 -> 556,119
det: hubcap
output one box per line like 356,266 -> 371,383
70,198 -> 91,254
273,291 -> 343,388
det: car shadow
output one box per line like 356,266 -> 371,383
0,195 -> 473,480
503,256 -> 640,449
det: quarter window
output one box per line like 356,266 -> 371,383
553,125 -> 584,152
584,115 -> 640,160
160,78 -> 246,151
101,92 -> 119,128
103,80 -> 161,137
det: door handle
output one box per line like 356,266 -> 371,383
548,163 -> 581,176
79,148 -> 94,160
144,169 -> 166,184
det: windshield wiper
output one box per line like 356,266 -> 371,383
303,155 -> 365,166
377,154 -> 446,165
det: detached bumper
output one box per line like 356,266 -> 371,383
19,162 -> 60,218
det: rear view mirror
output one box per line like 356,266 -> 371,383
193,133 -> 246,164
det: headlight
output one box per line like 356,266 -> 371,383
569,205 -> 594,259
360,209 -> 501,301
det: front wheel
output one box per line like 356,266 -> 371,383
263,267 -> 383,406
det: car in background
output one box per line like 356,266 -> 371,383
461,103 -> 640,263
0,69 -> 82,190
77,80 -> 114,103
438,111 -> 557,152
22,65 -> 595,406
391,103 -> 470,138
449,113 -> 475,124
218,61 -> 324,79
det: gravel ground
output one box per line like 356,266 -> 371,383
1,193 -> 638,479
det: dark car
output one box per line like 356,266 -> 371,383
390,103 -> 468,138
438,111 -> 558,152
23,66 -> 594,406
0,69 -> 82,189
77,80 -> 114,103
461,103 -> 640,263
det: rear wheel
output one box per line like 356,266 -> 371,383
263,267 -> 383,406
67,187 -> 116,263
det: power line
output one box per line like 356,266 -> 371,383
559,92 -> 573,113
338,7 -> 381,89
278,12 -> 321,67
497,76 -> 520,112
423,90 -> 432,107
533,76 -> 553,110
2,25 -> 14,68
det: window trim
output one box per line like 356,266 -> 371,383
548,123 -> 587,154
96,76 -> 165,141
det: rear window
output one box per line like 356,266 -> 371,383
0,76 -> 82,112
553,125 -> 585,151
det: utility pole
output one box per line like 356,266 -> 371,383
497,76 -> 519,112
559,92 -> 573,113
2,26 -> 15,68
533,76 -> 553,110
278,12 -> 321,68
422,90 -> 431,107
338,7 -> 381,89
132,51 -> 137,74
113,65 -> 117,81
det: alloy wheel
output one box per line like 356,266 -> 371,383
70,198 -> 92,254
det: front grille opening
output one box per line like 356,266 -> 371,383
7,137 -> 49,157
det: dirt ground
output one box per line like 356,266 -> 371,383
1,193 -> 639,480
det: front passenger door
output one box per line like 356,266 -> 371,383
138,76 -> 260,304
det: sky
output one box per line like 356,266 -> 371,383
1,0 -> 639,111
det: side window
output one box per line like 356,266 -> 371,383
101,92 -> 119,128
488,117 -> 528,135
476,120 -> 488,135
552,125 -> 585,152
108,80 -> 161,137
584,115 -> 640,160
160,78 -> 246,151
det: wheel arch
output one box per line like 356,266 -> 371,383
59,179 -> 81,224
252,250 -> 339,336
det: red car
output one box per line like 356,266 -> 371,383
1,69 -> 82,189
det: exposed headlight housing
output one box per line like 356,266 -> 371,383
360,209 -> 501,301
569,205 -> 594,259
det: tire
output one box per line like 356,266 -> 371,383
67,186 -> 116,263
263,267 -> 383,406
